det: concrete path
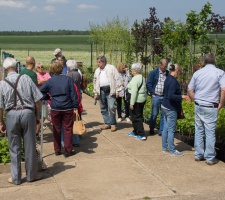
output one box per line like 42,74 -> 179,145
1,94 -> 225,200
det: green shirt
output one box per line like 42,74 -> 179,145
20,68 -> 38,86
127,74 -> 147,105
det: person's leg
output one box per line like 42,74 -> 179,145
131,102 -> 145,137
194,106 -> 205,159
161,108 -> 169,151
149,96 -> 160,133
6,111 -> 22,185
51,110 -> 63,153
116,97 -> 122,119
61,123 -> 64,148
167,110 -> 177,153
203,107 -> 217,161
72,134 -> 80,146
124,97 -> 130,118
158,96 -> 164,135
106,94 -> 117,126
62,110 -> 74,153
99,90 -> 110,126
21,109 -> 38,182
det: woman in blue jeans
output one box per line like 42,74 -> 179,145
161,64 -> 190,156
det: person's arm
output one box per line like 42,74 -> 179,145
35,101 -> 40,124
146,70 -> 156,96
218,87 -> 225,111
188,89 -> 195,101
0,108 -> 6,134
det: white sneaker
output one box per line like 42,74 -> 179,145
125,117 -> 130,122
117,118 -> 122,122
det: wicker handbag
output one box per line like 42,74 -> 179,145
73,110 -> 86,135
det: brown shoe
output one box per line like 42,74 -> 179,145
206,158 -> 219,165
111,126 -> 117,132
100,125 -> 111,130
195,156 -> 204,162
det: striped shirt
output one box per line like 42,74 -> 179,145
0,72 -> 43,110
155,69 -> 167,96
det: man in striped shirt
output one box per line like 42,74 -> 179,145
0,57 -> 43,185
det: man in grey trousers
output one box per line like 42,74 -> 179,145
0,57 -> 43,185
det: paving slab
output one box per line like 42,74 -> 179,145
1,93 -> 225,200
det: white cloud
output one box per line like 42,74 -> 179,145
44,5 -> 55,12
77,4 -> 99,10
0,0 -> 26,8
46,0 -> 69,4
29,6 -> 38,12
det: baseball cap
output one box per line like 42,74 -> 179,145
53,48 -> 62,55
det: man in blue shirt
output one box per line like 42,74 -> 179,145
146,59 -> 169,136
188,53 -> 225,165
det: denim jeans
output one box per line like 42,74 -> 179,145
194,105 -> 217,161
116,97 -> 130,118
161,108 -> 177,153
150,96 -> 164,134
99,90 -> 117,126
61,125 -> 79,147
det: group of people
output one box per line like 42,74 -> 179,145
0,48 -> 83,185
94,53 -> 225,166
1,51 -> 224,185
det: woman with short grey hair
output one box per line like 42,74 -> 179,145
126,63 -> 147,140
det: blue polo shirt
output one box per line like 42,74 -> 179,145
188,64 -> 225,106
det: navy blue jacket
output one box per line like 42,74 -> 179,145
146,67 -> 169,95
162,75 -> 182,112
40,74 -> 78,110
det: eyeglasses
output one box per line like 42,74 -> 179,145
38,66 -> 44,69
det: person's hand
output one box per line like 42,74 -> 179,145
121,82 -> 124,87
182,95 -> 191,102
130,105 -> 134,110
218,103 -> 223,111
0,122 -> 6,134
94,95 -> 98,100
116,93 -> 119,98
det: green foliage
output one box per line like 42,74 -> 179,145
186,2 -> 212,41
89,16 -> 134,66
0,137 -> 25,164
0,137 -> 10,164
85,82 -> 94,97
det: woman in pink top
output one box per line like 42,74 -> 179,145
35,62 -> 51,140
36,62 -> 51,87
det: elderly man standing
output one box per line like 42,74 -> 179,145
0,57 -> 43,185
93,55 -> 121,132
52,48 -> 62,62
146,59 -> 169,136
188,53 -> 225,165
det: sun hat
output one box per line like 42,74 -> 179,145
3,57 -> 17,69
53,48 -> 62,55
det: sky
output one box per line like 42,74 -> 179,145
0,0 -> 224,31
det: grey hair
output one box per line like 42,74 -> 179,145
66,59 -> 77,70
97,55 -> 107,64
131,63 -> 142,74
203,53 -> 215,65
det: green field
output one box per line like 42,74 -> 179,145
0,35 -> 90,51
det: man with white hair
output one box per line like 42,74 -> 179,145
93,55 -> 121,132
0,57 -> 43,185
